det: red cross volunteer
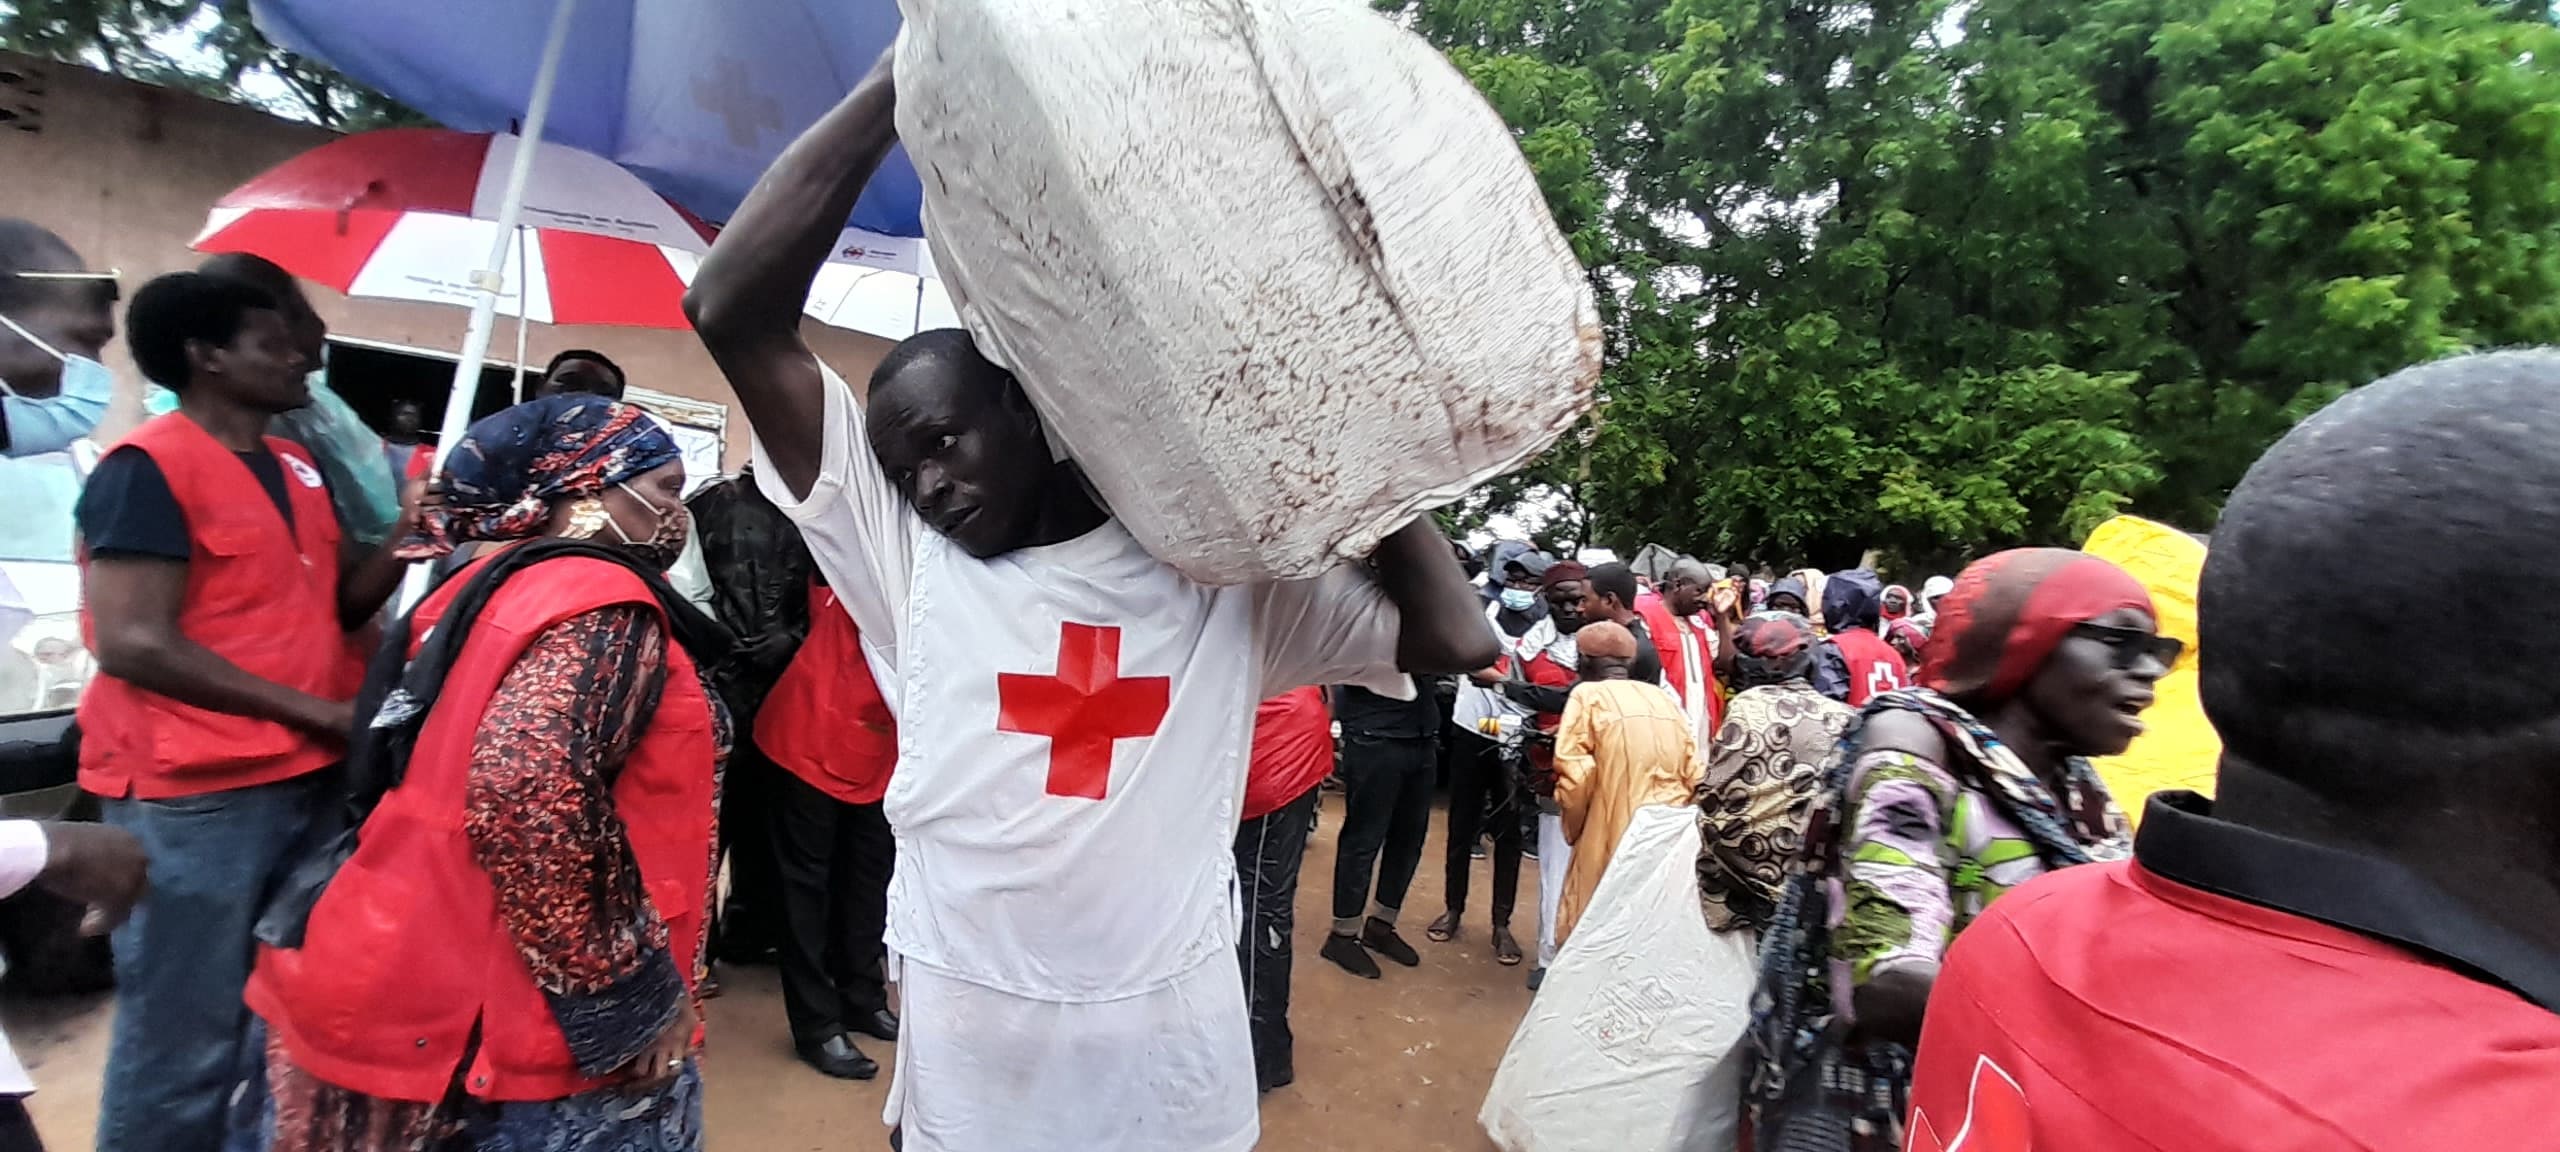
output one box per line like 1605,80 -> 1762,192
756,362 -> 1410,1152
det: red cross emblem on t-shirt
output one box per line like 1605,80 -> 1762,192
1906,1055 -> 2031,1152
996,622 -> 1172,801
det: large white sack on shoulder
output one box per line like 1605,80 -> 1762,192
894,0 -> 1602,584
1479,805 -> 1756,1152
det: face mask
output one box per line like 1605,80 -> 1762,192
1499,587 -> 1538,612
609,480 -> 691,570
0,313 -> 112,458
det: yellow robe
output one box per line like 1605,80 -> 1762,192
2082,515 -> 2219,823
1552,679 -> 1706,948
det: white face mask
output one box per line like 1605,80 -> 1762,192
0,312 -> 112,458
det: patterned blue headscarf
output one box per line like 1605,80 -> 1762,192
399,394 -> 679,559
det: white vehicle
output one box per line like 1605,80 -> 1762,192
0,449 -> 111,992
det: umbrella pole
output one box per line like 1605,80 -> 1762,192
402,0 -> 580,608
512,227 -> 531,404
426,0 -> 577,465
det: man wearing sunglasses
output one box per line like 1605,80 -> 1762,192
1902,351 -> 2560,1151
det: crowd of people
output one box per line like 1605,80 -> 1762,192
0,41 -> 2554,1152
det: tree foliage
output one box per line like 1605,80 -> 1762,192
2,0 -> 419,129
1386,0 -> 2560,569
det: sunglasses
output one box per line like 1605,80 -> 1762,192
2069,622 -> 2185,670
9,269 -> 122,304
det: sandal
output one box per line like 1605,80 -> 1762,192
1492,926 -> 1524,966
1425,910 -> 1460,943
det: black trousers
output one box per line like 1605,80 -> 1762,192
769,771 -> 895,1046
1233,786 -> 1318,1092
0,1097 -> 37,1152
716,741 -> 788,958
1442,727 -> 1524,927
1328,731 -> 1437,927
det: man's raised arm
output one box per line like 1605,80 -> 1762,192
684,50 -> 900,502
1372,519 -> 1504,674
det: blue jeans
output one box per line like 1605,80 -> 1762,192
98,772 -> 326,1152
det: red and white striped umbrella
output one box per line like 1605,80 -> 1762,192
193,128 -> 716,329
195,127 -> 953,338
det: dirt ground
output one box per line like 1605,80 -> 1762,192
8,789 -> 1534,1151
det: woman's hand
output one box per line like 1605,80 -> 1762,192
623,996 -> 698,1089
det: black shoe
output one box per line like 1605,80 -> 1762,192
1320,932 -> 1380,979
852,1007 -> 901,1042
1363,920 -> 1420,967
1526,966 -> 1546,992
1257,1061 -> 1295,1094
795,1034 -> 880,1080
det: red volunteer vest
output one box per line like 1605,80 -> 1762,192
1835,626 -> 1910,707
1519,649 -> 1577,792
248,555 -> 718,1103
1665,613 -> 1725,731
755,581 -> 897,806
1906,861 -> 2560,1151
1242,686 -> 1332,820
77,414 -> 353,800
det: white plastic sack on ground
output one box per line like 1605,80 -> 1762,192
1482,805 -> 1758,1152
894,0 -> 1602,584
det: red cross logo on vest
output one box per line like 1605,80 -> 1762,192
1906,1055 -> 2032,1152
997,622 -> 1172,800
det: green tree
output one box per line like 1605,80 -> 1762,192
2,0 -> 420,129
1388,0 -> 2560,566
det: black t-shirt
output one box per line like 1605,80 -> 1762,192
1333,683 -> 1440,739
1625,616 -> 1666,686
75,445 -> 299,560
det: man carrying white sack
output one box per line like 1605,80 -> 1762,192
686,51 -> 1498,1152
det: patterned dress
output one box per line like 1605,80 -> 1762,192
265,606 -> 730,1152
1695,682 -> 1855,933
1744,689 -> 2127,1152
1830,730 -> 2125,989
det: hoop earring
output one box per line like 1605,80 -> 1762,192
560,498 -> 611,540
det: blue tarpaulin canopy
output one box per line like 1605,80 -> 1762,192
250,0 -> 923,237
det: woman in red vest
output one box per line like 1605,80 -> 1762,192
1746,550 -> 2174,1152
250,396 -> 727,1152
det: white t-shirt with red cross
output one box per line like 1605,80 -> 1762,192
754,361 -> 1406,1152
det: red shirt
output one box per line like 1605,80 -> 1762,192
1241,686 -> 1332,820
1635,590 -> 1687,701
1908,850 -> 2560,1151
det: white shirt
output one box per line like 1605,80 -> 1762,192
1671,613 -> 1718,747
0,821 -> 50,1095
755,362 -> 1404,1151
1452,602 -> 1529,740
